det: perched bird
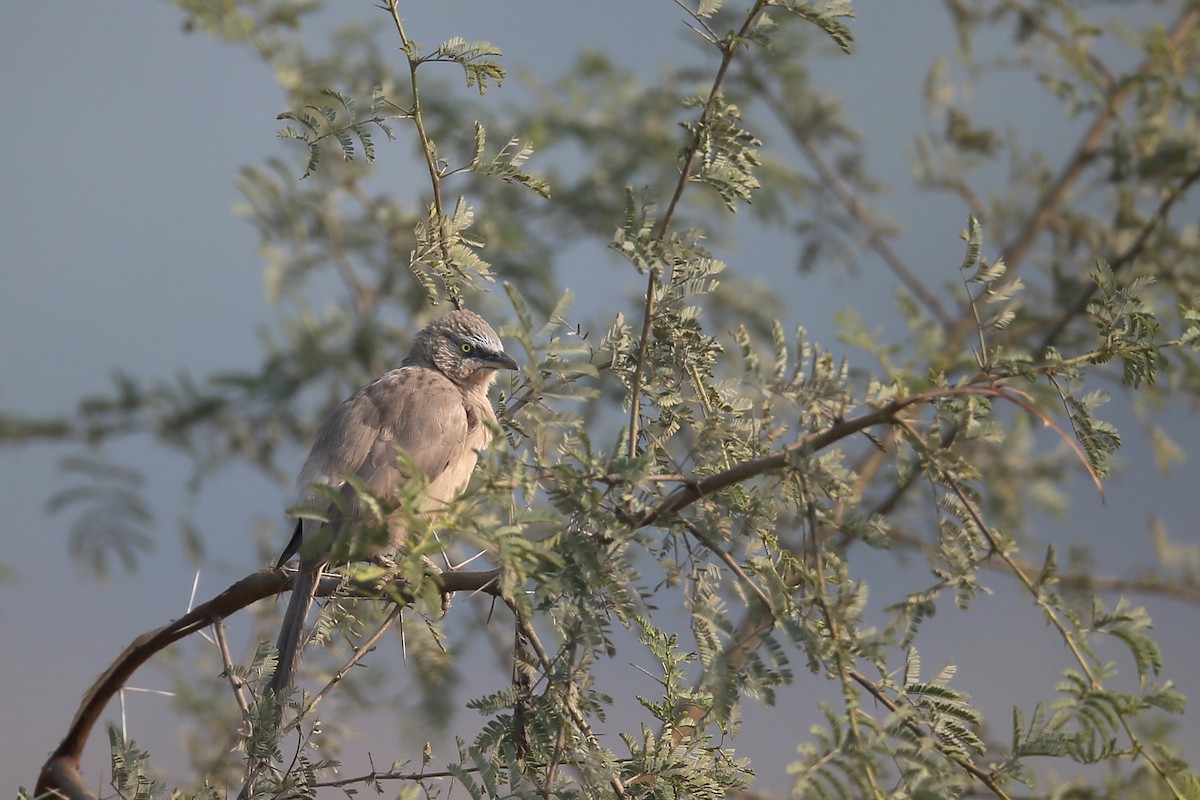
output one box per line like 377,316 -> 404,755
268,309 -> 518,705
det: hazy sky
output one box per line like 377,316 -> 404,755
3,1 -> 1197,794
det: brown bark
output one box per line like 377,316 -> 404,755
35,567 -> 501,799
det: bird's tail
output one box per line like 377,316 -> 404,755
268,561 -> 323,720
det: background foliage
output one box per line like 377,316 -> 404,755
9,0 -> 1200,798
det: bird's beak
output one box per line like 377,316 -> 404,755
490,351 -> 519,371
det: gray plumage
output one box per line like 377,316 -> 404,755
269,309 -> 517,706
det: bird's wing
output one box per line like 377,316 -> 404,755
281,367 -> 477,564
354,368 -> 473,500
294,366 -> 472,505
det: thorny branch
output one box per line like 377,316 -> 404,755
35,567 -> 501,800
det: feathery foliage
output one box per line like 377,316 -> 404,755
14,1 -> 1200,799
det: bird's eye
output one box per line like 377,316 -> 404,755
460,342 -> 474,354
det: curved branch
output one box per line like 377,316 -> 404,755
632,389 -> 938,528
35,566 -> 501,800
822,6 -> 1200,585
630,380 -> 1075,530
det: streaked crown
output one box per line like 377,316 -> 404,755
409,309 -> 518,389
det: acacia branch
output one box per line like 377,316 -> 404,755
958,6 -> 1200,335
628,0 -> 770,459
1037,159 -> 1200,353
385,0 -> 459,306
656,367 -> 1190,786
632,389 -> 937,528
285,604 -> 404,731
826,9 -> 1200,595
629,379 -> 1078,530
35,566 -> 501,800
882,523 -> 1200,606
847,668 -> 1014,800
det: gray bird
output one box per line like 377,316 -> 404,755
268,309 -> 518,704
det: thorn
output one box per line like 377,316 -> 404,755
433,529 -> 453,570
450,549 -> 489,570
399,610 -> 407,665
187,570 -> 202,613
466,573 -> 501,600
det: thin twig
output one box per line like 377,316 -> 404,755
847,668 -> 1014,800
384,0 -> 460,308
905,420 -> 1186,800
627,0 -> 770,459
882,522 -> 1200,605
680,518 -> 774,617
506,599 -> 629,800
799,470 -> 882,797
212,620 -> 252,719
627,268 -> 658,459
284,605 -> 405,733
1037,159 -> 1200,354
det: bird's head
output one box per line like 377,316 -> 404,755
413,309 -> 519,390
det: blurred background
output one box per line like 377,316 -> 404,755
3,1 -> 1197,794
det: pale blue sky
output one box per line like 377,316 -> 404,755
3,1 -> 1197,794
